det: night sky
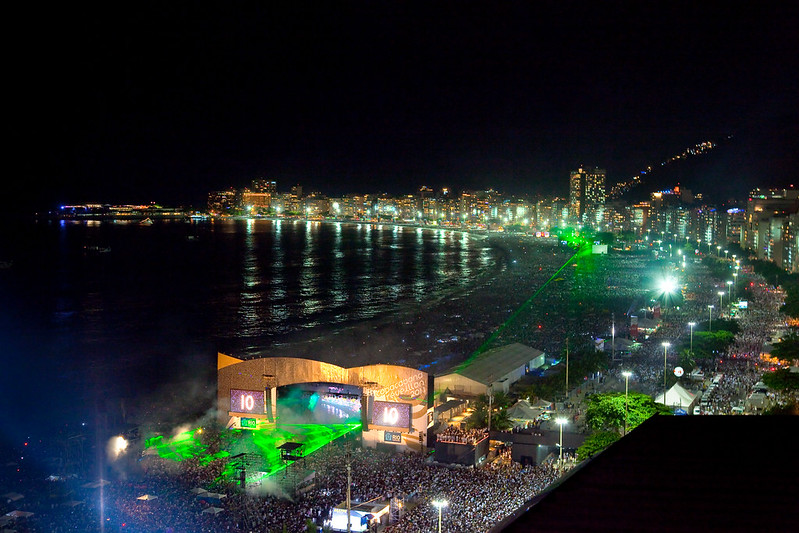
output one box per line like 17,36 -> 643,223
11,2 -> 799,212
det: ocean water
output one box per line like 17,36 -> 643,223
0,218 -> 497,441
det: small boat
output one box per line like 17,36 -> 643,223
0,260 -> 12,269
140,217 -> 154,225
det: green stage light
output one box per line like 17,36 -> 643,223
144,422 -> 361,486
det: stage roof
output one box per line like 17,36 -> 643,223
493,415 -> 799,532
444,343 -> 544,385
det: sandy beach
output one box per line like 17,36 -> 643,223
264,234 -> 658,374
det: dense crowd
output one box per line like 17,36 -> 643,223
435,427 -> 488,444
0,438 -> 564,533
593,257 -> 786,417
4,242 -> 793,533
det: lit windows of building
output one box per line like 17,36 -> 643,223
569,167 -> 606,223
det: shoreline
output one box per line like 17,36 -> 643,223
256,235 -> 657,377
256,234 -> 568,372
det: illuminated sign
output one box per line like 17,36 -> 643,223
240,417 -> 257,429
371,400 -> 411,429
384,431 -> 402,443
230,389 -> 265,414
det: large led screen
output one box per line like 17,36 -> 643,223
371,400 -> 411,429
230,389 -> 265,414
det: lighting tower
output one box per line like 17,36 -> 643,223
432,500 -> 448,533
622,371 -> 632,435
556,418 -> 568,467
662,342 -> 670,404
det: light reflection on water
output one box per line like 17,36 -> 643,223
0,218 -> 505,431
235,220 -> 495,338
39,219 -> 498,348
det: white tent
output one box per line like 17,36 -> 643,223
1,493 -> 24,503
136,494 -> 158,501
506,400 -> 542,422
655,383 -> 697,409
190,487 -> 208,494
202,507 -> 224,515
532,399 -> 554,410
4,510 -> 34,518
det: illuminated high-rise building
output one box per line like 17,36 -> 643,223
569,167 -> 606,224
252,179 -> 277,194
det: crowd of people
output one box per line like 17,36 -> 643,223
4,240 -> 793,533
578,254 -> 787,418
435,427 -> 488,445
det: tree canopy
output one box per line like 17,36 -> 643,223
466,393 -> 514,431
576,431 -> 620,461
686,330 -> 735,359
769,332 -> 799,365
584,392 -> 671,433
761,369 -> 799,391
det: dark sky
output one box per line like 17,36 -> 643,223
11,1 -> 799,211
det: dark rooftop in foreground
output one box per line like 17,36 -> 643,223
493,415 -> 799,533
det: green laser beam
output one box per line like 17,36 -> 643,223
455,242 -> 592,373
144,423 -> 362,486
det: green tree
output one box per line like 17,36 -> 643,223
576,431 -> 620,460
763,400 -> 799,415
712,319 -> 740,334
491,390 -> 512,410
761,369 -> 799,391
769,332 -> 799,366
466,393 -> 514,430
678,348 -> 696,373
584,392 -> 671,433
690,331 -> 735,359
782,286 -> 799,317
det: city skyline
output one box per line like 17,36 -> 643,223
10,2 -> 799,214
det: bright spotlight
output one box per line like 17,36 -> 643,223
107,435 -> 128,460
659,277 -> 678,294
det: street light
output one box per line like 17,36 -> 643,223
556,418 -> 568,467
662,342 -> 670,404
432,500 -> 448,533
724,249 -> 729,259
658,276 -> 678,309
708,305 -> 714,332
727,280 -> 733,302
622,371 -> 632,436
688,322 -> 696,353
718,291 -> 725,315
717,245 -> 722,256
